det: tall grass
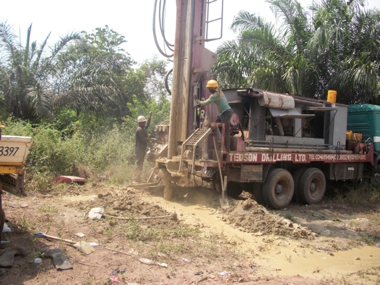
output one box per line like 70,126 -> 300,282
2,118 -> 138,189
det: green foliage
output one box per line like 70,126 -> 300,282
52,54 -> 169,133
28,172 -> 55,193
83,125 -> 135,170
26,126 -> 80,174
120,57 -> 170,115
215,3 -> 314,94
0,22 -> 170,125
125,94 -> 170,138
0,93 -> 9,122
50,109 -> 78,134
214,0 -> 380,103
0,22 -> 171,188
73,110 -> 119,136
1,102 -> 169,186
0,22 -> 81,122
2,117 -> 34,136
83,26 -> 128,54
53,25 -> 134,118
139,57 -> 170,101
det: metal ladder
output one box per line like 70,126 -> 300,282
205,0 -> 224,42
178,128 -> 212,174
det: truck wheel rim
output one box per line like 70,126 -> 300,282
275,183 -> 283,194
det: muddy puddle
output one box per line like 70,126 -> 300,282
140,185 -> 380,284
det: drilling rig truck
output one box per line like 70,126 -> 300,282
150,0 -> 379,209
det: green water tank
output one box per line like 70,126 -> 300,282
347,104 -> 380,151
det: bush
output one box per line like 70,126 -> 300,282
2,117 -> 33,137
2,118 -> 138,184
83,125 -> 135,171
1,94 -> 170,190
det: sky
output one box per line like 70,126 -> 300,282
1,0 -> 379,65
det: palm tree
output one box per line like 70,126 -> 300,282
214,0 -> 313,96
309,0 -> 380,103
214,0 -> 380,104
214,38 -> 257,88
51,26 -> 137,120
0,22 -> 81,122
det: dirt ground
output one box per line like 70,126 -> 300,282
0,179 -> 379,284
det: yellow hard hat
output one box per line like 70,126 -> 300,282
206,80 -> 218,88
0,122 -> 4,128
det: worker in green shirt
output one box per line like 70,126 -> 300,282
195,80 -> 233,152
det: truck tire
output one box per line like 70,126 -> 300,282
226,182 -> 243,199
292,168 -> 307,203
262,168 -> 294,209
298,168 -> 326,204
251,183 -> 265,205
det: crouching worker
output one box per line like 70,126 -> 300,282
133,111 -> 153,183
195,80 -> 233,152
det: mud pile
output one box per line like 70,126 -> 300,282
220,198 -> 316,240
66,187 -> 179,228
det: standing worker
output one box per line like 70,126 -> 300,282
195,80 -> 233,152
133,111 -> 153,183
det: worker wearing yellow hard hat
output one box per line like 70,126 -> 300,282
195,79 -> 233,152
206,79 -> 218,88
